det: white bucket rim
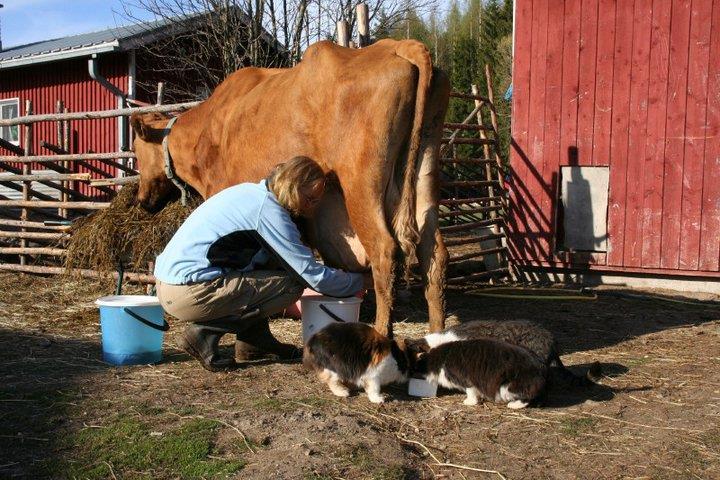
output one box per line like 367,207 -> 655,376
95,295 -> 160,307
300,295 -> 362,305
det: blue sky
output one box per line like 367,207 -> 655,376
1,0 -> 155,49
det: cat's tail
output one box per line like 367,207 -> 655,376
550,353 -> 602,387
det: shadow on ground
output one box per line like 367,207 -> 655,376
0,328 -> 108,477
361,284 -> 720,358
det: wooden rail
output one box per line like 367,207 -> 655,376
449,246 -> 507,263
440,157 -> 496,165
0,200 -> 110,210
0,152 -> 136,163
444,233 -> 505,247
438,205 -> 504,218
439,196 -> 505,206
440,218 -> 504,234
0,264 -> 155,284
446,268 -> 509,285
1,173 -> 91,182
0,247 -> 66,256
0,231 -> 69,240
0,101 -> 199,127
440,137 -> 496,146
0,219 -> 71,231
90,176 -> 140,186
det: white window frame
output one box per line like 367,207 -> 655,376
0,97 -> 20,146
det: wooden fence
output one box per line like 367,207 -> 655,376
440,66 -> 510,285
0,100 -> 197,282
0,78 -> 508,286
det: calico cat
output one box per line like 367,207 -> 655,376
411,320 -> 600,386
413,338 -> 548,408
303,322 -> 410,403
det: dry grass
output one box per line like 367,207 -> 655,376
64,184 -> 200,273
1,273 -> 719,479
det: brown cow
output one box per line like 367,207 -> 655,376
130,39 -> 450,337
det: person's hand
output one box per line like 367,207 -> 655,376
362,272 -> 374,290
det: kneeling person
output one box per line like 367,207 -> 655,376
154,156 -> 365,371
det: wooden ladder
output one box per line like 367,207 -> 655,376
439,65 -> 511,285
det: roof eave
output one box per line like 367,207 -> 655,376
0,41 -> 120,70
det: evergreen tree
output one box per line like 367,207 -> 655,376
372,0 -> 514,163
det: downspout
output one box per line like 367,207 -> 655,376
127,49 -> 136,171
88,53 -> 128,153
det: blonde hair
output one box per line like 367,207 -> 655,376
267,156 -> 326,215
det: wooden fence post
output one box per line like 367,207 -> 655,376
471,84 -> 497,230
336,20 -> 349,47
20,100 -> 33,266
484,65 -> 512,277
484,65 -> 506,194
472,84 -> 503,269
57,100 -> 67,218
357,3 -> 370,47
156,82 -> 164,106
63,106 -> 72,204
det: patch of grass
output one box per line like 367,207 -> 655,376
48,415 -> 245,479
626,356 -> 652,367
560,417 -> 597,436
342,443 -> 405,480
252,397 -> 285,412
133,404 -> 166,416
236,434 -> 263,453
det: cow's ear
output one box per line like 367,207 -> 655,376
130,113 -> 151,140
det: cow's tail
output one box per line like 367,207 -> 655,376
393,40 -> 433,282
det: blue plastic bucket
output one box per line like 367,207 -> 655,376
95,295 -> 169,366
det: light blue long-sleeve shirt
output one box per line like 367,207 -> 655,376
153,180 -> 363,298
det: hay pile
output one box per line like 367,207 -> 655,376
64,184 -> 201,273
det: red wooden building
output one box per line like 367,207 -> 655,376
509,0 -> 720,287
0,21 -> 184,199
0,14 -> 278,200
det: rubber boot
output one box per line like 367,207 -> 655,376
235,317 -> 301,361
178,323 -> 238,372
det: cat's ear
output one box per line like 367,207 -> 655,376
403,339 -> 426,362
404,338 -> 430,355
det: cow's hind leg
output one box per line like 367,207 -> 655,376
416,68 -> 451,333
367,225 -> 397,338
342,185 -> 397,338
417,222 -> 448,333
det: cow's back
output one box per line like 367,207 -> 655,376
217,41 -> 422,193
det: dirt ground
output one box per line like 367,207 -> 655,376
0,272 -> 718,479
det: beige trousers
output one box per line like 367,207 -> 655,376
156,270 -> 304,325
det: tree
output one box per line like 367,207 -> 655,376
396,0 -> 512,162
120,0 -> 439,101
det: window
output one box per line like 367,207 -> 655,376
0,98 -> 20,146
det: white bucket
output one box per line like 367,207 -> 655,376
408,377 -> 438,398
301,295 -> 363,343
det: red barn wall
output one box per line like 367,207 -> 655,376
0,52 -> 129,198
509,0 -> 720,278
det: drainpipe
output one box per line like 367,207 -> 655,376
89,53 -> 128,152
127,49 -> 136,170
